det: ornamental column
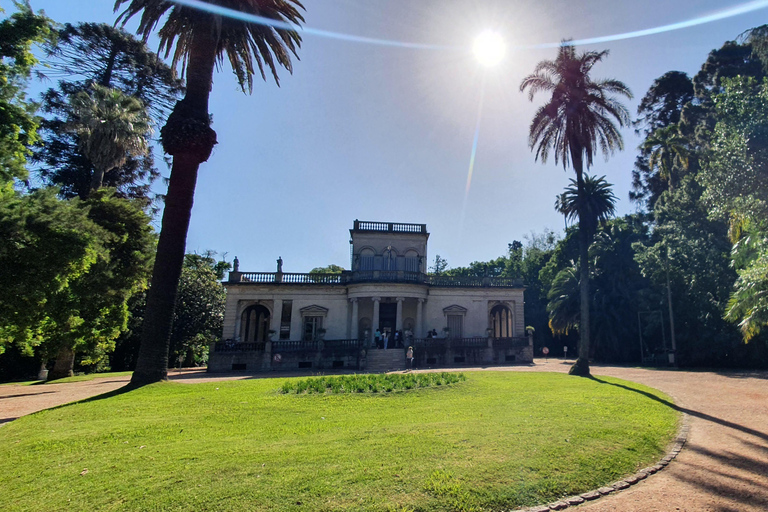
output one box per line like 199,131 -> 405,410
395,297 -> 404,332
372,297 -> 381,344
350,298 -> 359,340
416,298 -> 424,338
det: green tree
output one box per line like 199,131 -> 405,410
546,218 -> 651,363
0,188 -> 104,358
429,254 -> 448,275
34,22 -> 182,202
168,253 -> 228,367
114,0 -> 305,386
634,177 -> 740,366
68,84 -> 152,194
642,124 -> 690,191
309,264 -> 344,274
47,190 -> 155,379
520,43 -> 632,376
701,76 -> 768,343
0,1 -> 53,182
631,71 -> 694,210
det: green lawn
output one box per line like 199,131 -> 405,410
0,372 -> 679,511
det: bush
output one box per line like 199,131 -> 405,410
279,372 -> 466,395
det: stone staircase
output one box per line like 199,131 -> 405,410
366,348 -> 406,372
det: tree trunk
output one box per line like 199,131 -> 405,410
90,167 -> 105,192
569,150 -> 591,377
130,26 -> 218,387
49,345 -> 75,380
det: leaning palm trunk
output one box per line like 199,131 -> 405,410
130,30 -> 218,386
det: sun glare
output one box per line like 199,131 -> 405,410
473,30 -> 505,67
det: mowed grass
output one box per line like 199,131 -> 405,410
0,372 -> 678,512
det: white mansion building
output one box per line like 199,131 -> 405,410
209,220 -> 532,372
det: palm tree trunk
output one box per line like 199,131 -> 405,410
570,150 -> 591,377
130,27 -> 218,387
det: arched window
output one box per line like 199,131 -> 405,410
382,246 -> 398,270
490,304 -> 514,338
404,249 -> 420,272
359,248 -> 375,270
240,304 -> 271,342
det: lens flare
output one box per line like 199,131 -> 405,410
473,31 -> 505,67
166,0 -> 768,51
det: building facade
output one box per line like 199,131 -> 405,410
209,220 -> 532,372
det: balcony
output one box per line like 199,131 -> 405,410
352,220 -> 427,234
228,270 -> 523,288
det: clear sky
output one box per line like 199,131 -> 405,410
25,0 -> 768,273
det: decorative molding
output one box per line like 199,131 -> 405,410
443,304 -> 468,315
299,305 -> 329,317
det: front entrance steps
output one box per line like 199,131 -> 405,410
366,348 -> 406,372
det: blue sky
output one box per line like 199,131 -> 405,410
26,0 -> 768,273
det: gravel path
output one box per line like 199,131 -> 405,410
1,361 -> 766,511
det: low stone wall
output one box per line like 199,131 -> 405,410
208,343 -> 363,373
208,337 -> 533,373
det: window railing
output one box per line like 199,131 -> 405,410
229,271 -> 523,287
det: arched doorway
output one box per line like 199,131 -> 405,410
240,304 -> 270,342
490,304 -> 514,338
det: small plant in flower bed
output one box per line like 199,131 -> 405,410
279,372 -> 466,394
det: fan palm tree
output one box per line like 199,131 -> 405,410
520,43 -> 631,376
642,124 -> 689,191
114,0 -> 304,386
68,84 -> 152,194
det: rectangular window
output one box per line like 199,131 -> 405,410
447,315 -> 463,339
303,316 -> 323,341
280,300 -> 292,340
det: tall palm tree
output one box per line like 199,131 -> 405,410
68,84 -> 152,194
114,0 -> 304,386
642,124 -> 689,191
520,43 -> 631,376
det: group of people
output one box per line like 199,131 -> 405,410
371,328 -> 415,369
373,328 -> 410,349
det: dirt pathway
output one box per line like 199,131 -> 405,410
1,362 -> 766,511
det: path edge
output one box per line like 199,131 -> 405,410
520,412 -> 690,512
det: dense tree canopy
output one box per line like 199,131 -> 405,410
33,22 -> 182,202
0,2 -> 53,181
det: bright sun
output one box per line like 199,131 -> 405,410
473,30 -> 506,67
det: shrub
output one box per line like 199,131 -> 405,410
278,372 -> 466,395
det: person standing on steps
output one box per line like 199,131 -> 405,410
406,346 -> 414,370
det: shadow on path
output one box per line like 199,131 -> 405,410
589,376 -> 768,443
0,391 -> 56,400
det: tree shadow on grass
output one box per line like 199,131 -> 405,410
588,376 -> 768,443
35,383 -> 140,415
